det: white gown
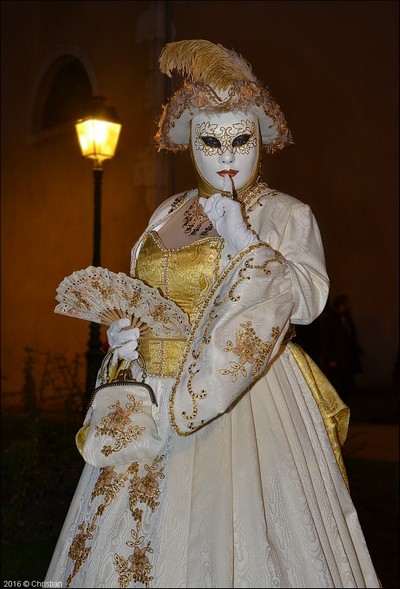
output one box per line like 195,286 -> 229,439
46,184 -> 380,588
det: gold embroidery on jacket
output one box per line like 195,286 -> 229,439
244,185 -> 277,212
220,323 -> 280,381
191,308 -> 218,360
168,192 -> 188,214
215,254 -> 282,308
181,362 -> 207,422
169,243 -> 284,434
95,394 -> 146,458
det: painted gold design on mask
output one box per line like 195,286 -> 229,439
194,120 -> 257,156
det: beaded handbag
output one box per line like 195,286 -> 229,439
76,353 -> 165,467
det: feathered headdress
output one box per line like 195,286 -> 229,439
155,40 -> 293,153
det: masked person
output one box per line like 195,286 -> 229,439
46,40 -> 380,588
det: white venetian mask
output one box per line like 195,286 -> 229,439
190,111 -> 261,197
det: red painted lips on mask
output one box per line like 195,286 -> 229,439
217,169 -> 238,177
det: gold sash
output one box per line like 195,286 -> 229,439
288,342 -> 350,488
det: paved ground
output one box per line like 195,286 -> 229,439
341,386 -> 399,463
345,385 -> 399,587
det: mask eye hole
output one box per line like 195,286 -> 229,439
232,134 -> 251,148
201,136 -> 221,149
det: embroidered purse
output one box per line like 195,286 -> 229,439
76,354 -> 164,468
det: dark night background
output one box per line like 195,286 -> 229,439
1,1 -> 398,586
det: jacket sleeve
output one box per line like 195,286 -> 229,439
256,200 -> 329,325
169,243 -> 295,435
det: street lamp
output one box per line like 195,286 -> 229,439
75,95 -> 122,401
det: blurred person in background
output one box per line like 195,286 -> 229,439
320,294 -> 363,401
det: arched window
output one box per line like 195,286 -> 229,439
32,55 -> 92,133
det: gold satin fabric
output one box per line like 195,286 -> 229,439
76,422 -> 89,454
288,342 -> 350,488
134,232 -> 224,377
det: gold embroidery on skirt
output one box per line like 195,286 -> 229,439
67,466 -> 132,587
113,456 -> 165,588
67,456 -> 165,588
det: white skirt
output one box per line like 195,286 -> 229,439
45,347 -> 380,588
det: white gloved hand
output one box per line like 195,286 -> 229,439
107,318 -> 140,362
199,194 -> 258,254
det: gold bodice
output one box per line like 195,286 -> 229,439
134,231 -> 224,377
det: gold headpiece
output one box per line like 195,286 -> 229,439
155,40 -> 293,153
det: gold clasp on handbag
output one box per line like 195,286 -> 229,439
115,353 -> 147,383
136,352 -> 148,382
116,368 -> 134,382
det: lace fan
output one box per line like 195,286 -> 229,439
54,266 -> 191,338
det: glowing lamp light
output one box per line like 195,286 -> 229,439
74,96 -> 122,401
75,96 -> 121,168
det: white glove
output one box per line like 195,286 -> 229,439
107,318 -> 140,362
199,194 -> 258,254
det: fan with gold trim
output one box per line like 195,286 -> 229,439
54,266 -> 190,338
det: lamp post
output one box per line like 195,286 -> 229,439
75,96 -> 122,401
